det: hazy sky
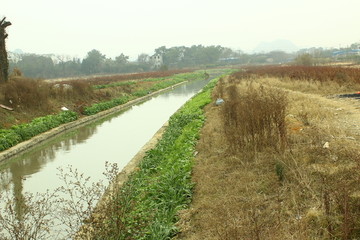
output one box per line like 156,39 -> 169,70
2,0 -> 360,60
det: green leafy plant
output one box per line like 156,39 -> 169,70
0,111 -> 78,151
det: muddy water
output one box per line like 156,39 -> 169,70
0,78 -> 210,200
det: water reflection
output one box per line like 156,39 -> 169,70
0,123 -> 99,189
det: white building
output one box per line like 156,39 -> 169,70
149,54 -> 163,69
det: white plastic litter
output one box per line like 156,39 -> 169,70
215,98 -> 225,105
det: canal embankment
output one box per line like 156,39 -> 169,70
0,69 -> 233,239
0,81 -> 187,163
74,74 -> 223,239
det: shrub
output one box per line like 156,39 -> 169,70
3,78 -> 51,110
294,53 -> 314,66
50,80 -> 94,102
221,81 -> 287,154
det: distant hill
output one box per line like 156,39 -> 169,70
12,49 -> 24,54
254,39 -> 299,53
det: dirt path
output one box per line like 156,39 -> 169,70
175,79 -> 360,239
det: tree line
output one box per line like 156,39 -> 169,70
8,45 -> 294,79
8,44 -> 360,79
9,49 -> 145,79
8,45 -> 243,79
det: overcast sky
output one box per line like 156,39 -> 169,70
2,0 -> 360,60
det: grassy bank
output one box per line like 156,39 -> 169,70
75,75 -> 222,239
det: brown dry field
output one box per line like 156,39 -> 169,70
176,76 -> 360,239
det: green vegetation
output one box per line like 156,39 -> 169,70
0,111 -> 78,151
82,96 -> 130,115
93,80 -> 137,90
93,76 -> 172,90
80,75 -> 220,239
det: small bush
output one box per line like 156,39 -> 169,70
50,81 -> 94,102
222,82 -> 287,154
3,78 -> 51,110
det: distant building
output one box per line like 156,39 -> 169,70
149,54 -> 163,69
218,57 -> 241,64
332,49 -> 360,57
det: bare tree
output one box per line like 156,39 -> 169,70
0,17 -> 11,83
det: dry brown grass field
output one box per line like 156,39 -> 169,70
176,69 -> 360,239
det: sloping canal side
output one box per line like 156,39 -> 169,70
74,75 -> 223,239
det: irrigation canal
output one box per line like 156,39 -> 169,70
0,75 -> 213,211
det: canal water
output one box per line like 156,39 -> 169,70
0,78 -> 212,194
0,76 -> 213,238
